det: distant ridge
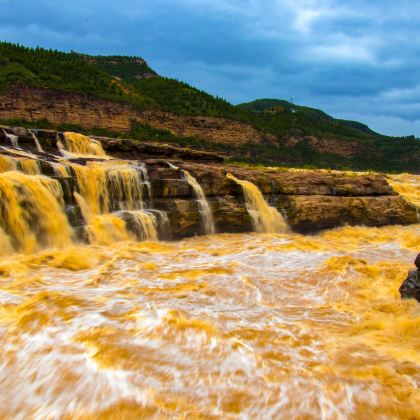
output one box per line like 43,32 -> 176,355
237,98 -> 378,135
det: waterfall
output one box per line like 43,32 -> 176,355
2,129 -> 19,148
71,162 -> 159,244
227,173 -> 289,234
0,171 -> 72,253
52,163 -> 71,177
74,192 -> 131,245
0,155 -> 18,173
30,130 -> 44,153
0,225 -> 13,255
0,156 -> 40,176
19,159 -> 41,175
60,132 -> 108,158
138,163 -> 152,204
183,170 -> 215,235
119,210 -> 159,241
154,210 -> 171,238
71,162 -> 145,214
0,129 -> 172,252
167,163 -> 215,235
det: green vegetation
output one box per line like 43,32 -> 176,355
0,42 -> 418,172
237,98 -> 378,135
0,42 -> 155,109
80,54 -> 157,80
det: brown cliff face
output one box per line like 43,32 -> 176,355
0,86 -> 263,145
0,86 -> 134,131
139,111 -> 264,145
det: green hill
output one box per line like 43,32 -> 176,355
238,98 -> 379,136
0,42 -> 419,172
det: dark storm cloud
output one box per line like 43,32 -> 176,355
1,0 -> 420,136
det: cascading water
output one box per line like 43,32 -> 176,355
183,170 -> 215,235
2,129 -> 19,148
30,130 -> 44,153
1,156 -> 40,175
52,162 -> 71,177
389,173 -> 420,222
168,163 -> 215,235
0,130 -> 168,250
138,163 -> 152,204
0,171 -> 72,253
74,191 -> 131,245
19,159 -> 41,175
227,173 -> 289,233
71,161 -> 159,244
60,132 -> 108,157
0,155 -> 18,172
120,209 -> 159,241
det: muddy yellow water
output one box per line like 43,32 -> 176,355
0,174 -> 419,418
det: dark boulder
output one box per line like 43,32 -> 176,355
399,254 -> 420,302
415,253 -> 420,269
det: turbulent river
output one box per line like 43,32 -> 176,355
0,173 -> 419,418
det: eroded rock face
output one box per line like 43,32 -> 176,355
148,162 -> 417,236
0,125 -> 418,239
276,195 -> 418,233
0,86 -> 263,146
97,138 -> 225,162
399,254 -> 420,302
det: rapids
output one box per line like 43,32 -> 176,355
0,175 -> 419,418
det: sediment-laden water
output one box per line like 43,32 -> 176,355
0,173 -> 418,418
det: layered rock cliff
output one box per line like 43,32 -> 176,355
0,86 -> 263,146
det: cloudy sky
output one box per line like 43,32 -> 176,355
1,0 -> 420,136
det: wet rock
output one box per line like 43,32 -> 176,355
399,254 -> 420,302
56,177 -> 76,205
96,137 -> 224,162
31,129 -> 61,153
152,198 -> 201,238
65,205 -> 84,228
150,179 -> 192,198
147,167 -> 183,181
276,195 -> 418,233
8,126 -> 30,137
212,195 -> 252,233
39,160 -> 58,176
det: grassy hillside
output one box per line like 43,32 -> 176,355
0,42 -> 419,172
0,42 -> 155,108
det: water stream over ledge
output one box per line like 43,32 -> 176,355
227,172 -> 289,233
